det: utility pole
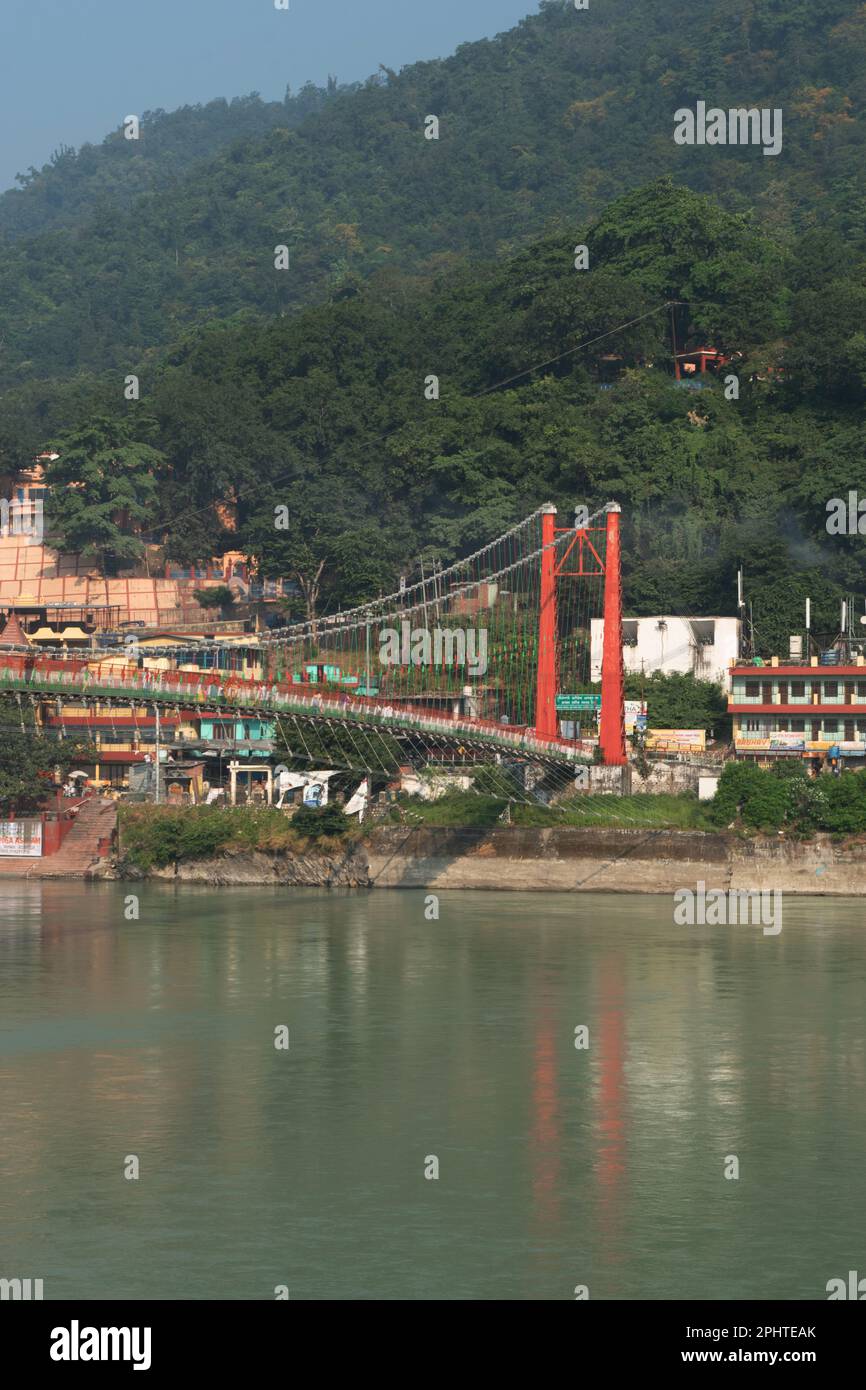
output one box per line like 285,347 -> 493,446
154,706 -> 161,806
365,610 -> 372,698
419,554 -> 429,630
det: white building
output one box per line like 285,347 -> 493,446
590,616 -> 741,688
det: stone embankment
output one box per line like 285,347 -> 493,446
109,826 -> 865,894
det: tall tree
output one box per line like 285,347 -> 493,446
45,415 -> 164,575
0,701 -> 95,812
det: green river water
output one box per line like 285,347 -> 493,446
0,882 -> 863,1300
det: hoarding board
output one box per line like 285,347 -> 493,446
831,742 -> 866,756
0,820 -> 42,857
646,729 -> 706,752
769,732 -> 805,750
624,700 -> 647,733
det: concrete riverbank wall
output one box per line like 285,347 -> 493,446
119,826 -> 865,894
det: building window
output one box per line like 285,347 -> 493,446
792,681 -> 805,698
690,619 -> 715,646
824,720 -> 839,734
746,719 -> 760,732
745,681 -> 760,698
792,719 -> 805,732
858,683 -> 866,699
824,681 -> 838,698
777,719 -> 789,732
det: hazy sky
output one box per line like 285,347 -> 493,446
0,0 -> 537,193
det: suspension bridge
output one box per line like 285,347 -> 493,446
0,502 -> 627,800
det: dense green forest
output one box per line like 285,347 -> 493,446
2,0 -> 866,652
33,177 -> 866,647
0,85 -> 355,241
0,0 -> 864,383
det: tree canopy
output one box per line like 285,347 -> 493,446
0,701 -> 96,812
45,415 -> 164,575
0,0 -> 863,384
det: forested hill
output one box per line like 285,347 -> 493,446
0,86 -> 352,241
29,179 -> 866,654
1,0 -> 864,385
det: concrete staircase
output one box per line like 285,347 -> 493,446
0,798 -> 117,879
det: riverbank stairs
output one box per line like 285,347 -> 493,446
0,797 -> 117,879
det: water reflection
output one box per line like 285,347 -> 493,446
0,885 -> 864,1300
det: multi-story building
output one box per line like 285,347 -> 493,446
36,699 -> 275,791
591,616 -> 741,688
729,656 -> 866,766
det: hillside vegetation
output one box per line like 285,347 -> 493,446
1,2 -> 864,652
0,0 -> 864,383
20,178 -> 864,650
0,87 -> 350,241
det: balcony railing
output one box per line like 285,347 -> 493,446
731,692 -> 866,705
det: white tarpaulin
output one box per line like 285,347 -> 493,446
275,769 -> 339,808
303,770 -> 338,808
276,770 -> 307,807
344,778 -> 370,821
277,770 -> 307,791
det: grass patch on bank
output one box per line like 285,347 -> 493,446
523,793 -> 711,829
119,804 -> 356,870
388,791 -> 712,830
120,791 -> 714,871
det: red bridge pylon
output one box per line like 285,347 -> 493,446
534,501 -> 626,766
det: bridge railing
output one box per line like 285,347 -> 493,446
0,660 -> 587,763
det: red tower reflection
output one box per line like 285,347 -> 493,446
594,952 -> 627,1270
529,1009 -> 561,1236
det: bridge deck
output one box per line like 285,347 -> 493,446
0,665 -> 589,767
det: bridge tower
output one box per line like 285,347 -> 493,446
534,501 -> 626,765
534,505 -> 559,743
598,504 -> 626,766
